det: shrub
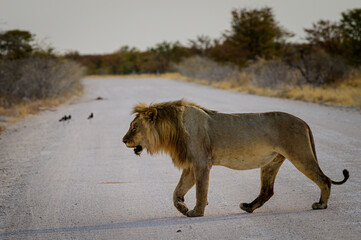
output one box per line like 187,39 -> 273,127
172,56 -> 241,83
288,48 -> 351,85
244,58 -> 302,88
0,56 -> 84,106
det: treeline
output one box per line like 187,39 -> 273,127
1,6 -> 359,106
66,43 -> 191,75
66,7 -> 361,86
0,30 -> 84,105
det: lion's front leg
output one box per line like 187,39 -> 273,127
186,163 -> 211,217
173,168 -> 195,216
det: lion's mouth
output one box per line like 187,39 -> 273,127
134,145 -> 143,155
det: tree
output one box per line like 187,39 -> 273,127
117,46 -> 141,74
304,20 -> 342,55
339,8 -> 361,65
148,41 -> 189,73
224,7 -> 293,66
0,30 -> 34,59
188,35 -> 212,56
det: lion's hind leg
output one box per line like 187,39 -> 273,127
240,154 -> 285,213
286,151 -> 331,210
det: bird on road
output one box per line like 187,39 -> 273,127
59,115 -> 67,122
88,113 -> 93,119
59,115 -> 71,122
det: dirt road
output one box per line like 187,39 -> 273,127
0,78 -> 360,239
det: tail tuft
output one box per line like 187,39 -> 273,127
331,169 -> 349,185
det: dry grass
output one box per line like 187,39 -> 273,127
86,73 -> 210,84
166,72 -> 361,107
167,56 -> 361,107
210,76 -> 361,107
284,84 -> 360,106
0,87 -> 83,133
103,72 -> 361,108
216,78 -> 361,107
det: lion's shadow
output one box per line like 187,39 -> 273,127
0,209 -> 312,237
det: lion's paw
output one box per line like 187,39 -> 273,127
312,202 -> 327,210
174,201 -> 189,216
186,209 -> 204,217
240,203 -> 254,213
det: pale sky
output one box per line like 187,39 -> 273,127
0,0 -> 360,54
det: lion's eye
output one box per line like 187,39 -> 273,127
131,126 -> 136,132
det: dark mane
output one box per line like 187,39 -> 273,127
150,99 -> 216,115
133,99 -> 212,168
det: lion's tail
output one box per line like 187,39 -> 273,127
331,169 -> 349,185
306,123 -> 349,185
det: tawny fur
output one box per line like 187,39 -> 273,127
123,99 -> 349,217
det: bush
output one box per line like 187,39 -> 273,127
244,58 -> 302,88
288,48 -> 351,85
172,56 -> 241,83
0,56 -> 84,105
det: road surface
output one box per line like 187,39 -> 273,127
0,77 -> 360,239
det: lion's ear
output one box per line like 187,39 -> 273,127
145,108 -> 157,122
133,103 -> 148,114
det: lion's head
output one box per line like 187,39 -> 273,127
122,100 -> 194,168
122,103 -> 157,155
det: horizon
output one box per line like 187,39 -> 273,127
0,0 -> 360,55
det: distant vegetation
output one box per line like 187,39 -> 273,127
0,30 -> 85,107
65,7 -> 360,106
0,29 -> 85,131
67,8 -> 360,77
1,7 -> 360,109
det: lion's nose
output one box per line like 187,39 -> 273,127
122,138 -> 127,144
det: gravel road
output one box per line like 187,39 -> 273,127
0,77 -> 360,239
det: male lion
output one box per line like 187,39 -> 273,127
122,99 -> 349,217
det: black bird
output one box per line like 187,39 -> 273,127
59,115 -> 67,122
88,113 -> 93,119
67,115 -> 71,120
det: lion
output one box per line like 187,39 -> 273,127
122,99 -> 349,217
